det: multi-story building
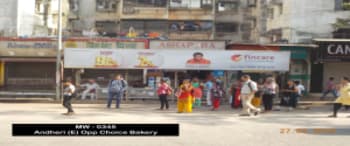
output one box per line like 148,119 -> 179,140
67,0 -> 260,43
0,0 -> 69,37
264,0 -> 350,44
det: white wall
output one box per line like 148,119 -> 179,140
267,0 -> 350,43
17,0 -> 36,37
0,0 -> 18,36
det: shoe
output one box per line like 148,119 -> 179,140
328,115 -> 337,118
67,112 -> 75,115
254,112 -> 259,116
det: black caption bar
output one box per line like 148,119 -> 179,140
13,124 -> 179,136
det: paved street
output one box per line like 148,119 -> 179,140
1,102 -> 350,146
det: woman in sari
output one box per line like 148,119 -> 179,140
177,79 -> 194,113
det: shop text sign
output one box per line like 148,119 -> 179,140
64,41 -> 146,49
150,41 -> 225,50
64,49 -> 290,71
318,41 -> 350,62
1,41 -> 56,49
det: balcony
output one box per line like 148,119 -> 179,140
168,31 -> 213,40
95,12 -> 118,21
215,11 -> 242,22
169,9 -> 214,20
215,32 -> 242,42
121,7 -> 168,19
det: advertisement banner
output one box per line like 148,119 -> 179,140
150,41 -> 225,50
64,49 -> 291,71
64,40 -> 147,49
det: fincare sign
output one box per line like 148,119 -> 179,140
64,48 -> 291,71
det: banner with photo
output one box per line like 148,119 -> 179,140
64,49 -> 291,71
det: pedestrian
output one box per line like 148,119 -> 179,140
262,77 -> 279,112
281,80 -> 299,111
211,81 -> 225,111
192,78 -> 203,108
80,79 -> 100,100
107,74 -> 128,109
328,77 -> 350,118
157,78 -> 172,110
205,79 -> 213,106
62,78 -> 76,115
251,78 -> 264,108
320,77 -> 338,100
294,80 -> 305,101
229,81 -> 242,108
239,75 -> 261,116
177,79 -> 194,113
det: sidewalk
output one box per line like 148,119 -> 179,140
0,96 -> 335,106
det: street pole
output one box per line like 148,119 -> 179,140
56,0 -> 63,100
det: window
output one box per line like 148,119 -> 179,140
170,0 -> 207,9
201,0 -> 213,8
343,0 -> 350,10
335,0 -> 350,10
216,23 -> 239,33
278,4 -> 283,15
69,0 -> 79,12
121,20 -> 167,33
268,8 -> 274,19
96,0 -> 117,12
247,0 -> 257,7
169,21 -> 213,31
217,2 -> 239,12
124,0 -> 167,7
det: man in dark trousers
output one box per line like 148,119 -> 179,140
107,74 -> 128,109
62,78 -> 76,115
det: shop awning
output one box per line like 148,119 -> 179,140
0,58 -> 56,62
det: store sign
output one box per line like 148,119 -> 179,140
64,49 -> 291,71
64,41 -> 146,49
318,41 -> 350,62
150,41 -> 225,50
0,41 -> 57,57
1,41 -> 56,49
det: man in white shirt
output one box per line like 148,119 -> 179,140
63,78 -> 76,115
81,79 -> 100,100
239,75 -> 261,116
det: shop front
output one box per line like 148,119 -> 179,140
227,43 -> 313,94
311,39 -> 350,93
63,38 -> 148,91
64,48 -> 291,99
149,40 -> 226,90
0,38 -> 57,92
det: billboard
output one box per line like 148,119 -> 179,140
150,41 -> 225,50
64,49 -> 291,71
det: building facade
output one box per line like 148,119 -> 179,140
265,0 -> 350,44
67,0 -> 260,43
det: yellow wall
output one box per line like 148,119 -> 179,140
0,62 -> 4,86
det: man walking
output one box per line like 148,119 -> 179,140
239,75 -> 261,116
62,78 -> 76,115
320,77 -> 338,100
107,74 -> 128,109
